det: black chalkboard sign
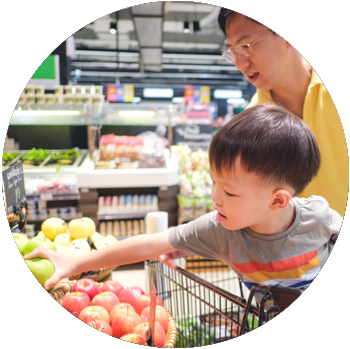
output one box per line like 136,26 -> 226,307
174,124 -> 213,151
2,161 -> 26,214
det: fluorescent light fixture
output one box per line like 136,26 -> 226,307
143,88 -> 174,98
118,110 -> 155,117
227,98 -> 246,105
172,97 -> 184,104
183,21 -> 190,33
109,22 -> 117,34
132,97 -> 141,103
214,89 -> 243,99
13,110 -> 81,117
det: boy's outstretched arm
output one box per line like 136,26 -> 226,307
23,230 -> 177,290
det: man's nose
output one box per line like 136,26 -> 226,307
234,53 -> 250,71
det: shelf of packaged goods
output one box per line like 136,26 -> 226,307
98,209 -> 157,220
26,213 -> 83,222
26,191 -> 81,202
77,156 -> 179,189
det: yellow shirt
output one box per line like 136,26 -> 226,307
246,70 -> 349,217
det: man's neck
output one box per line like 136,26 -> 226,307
249,200 -> 296,236
270,58 -> 312,118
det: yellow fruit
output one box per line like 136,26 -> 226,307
91,232 -> 104,243
95,240 -> 109,250
54,233 -> 71,247
41,218 -> 67,241
55,244 -> 69,255
68,217 -> 95,239
36,231 -> 45,239
69,238 -> 91,252
68,245 -> 91,258
105,235 -> 118,245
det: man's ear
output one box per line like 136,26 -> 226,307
270,189 -> 291,211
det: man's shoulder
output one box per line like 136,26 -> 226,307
246,90 -> 272,109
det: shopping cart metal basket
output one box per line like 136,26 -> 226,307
147,257 -> 303,347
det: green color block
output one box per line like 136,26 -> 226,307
32,55 -> 56,80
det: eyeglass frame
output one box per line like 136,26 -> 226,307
222,31 -> 274,63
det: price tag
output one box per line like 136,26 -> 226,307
2,161 -> 26,214
40,193 -> 53,201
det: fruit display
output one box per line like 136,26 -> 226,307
59,279 -> 174,347
171,144 -> 214,224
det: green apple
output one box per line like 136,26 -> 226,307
25,257 -> 55,288
22,237 -> 57,257
12,233 -> 29,254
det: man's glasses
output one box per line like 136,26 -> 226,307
222,31 -> 273,63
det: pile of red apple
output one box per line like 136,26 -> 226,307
61,278 -> 169,347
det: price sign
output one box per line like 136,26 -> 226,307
2,161 -> 26,214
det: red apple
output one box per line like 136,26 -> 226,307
110,303 -> 135,324
72,278 -> 100,300
134,293 -> 164,315
88,319 -> 113,336
91,291 -> 120,313
62,292 -> 91,315
111,311 -> 142,338
120,333 -> 146,345
79,306 -> 110,324
100,280 -> 124,296
133,321 -> 166,347
130,286 -> 144,294
118,287 -> 143,308
141,305 -> 169,332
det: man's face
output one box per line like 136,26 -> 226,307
210,159 -> 275,232
225,13 -> 289,91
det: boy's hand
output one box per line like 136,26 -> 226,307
157,251 -> 188,269
23,246 -> 76,290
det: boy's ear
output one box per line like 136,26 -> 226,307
270,189 -> 291,211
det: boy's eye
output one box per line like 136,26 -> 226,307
225,191 -> 236,197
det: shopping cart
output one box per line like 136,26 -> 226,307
147,257 -> 303,347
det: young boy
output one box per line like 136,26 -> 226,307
24,104 -> 342,293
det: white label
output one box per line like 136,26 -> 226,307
40,193 -> 53,200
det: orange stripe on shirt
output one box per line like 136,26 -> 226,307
233,249 -> 318,274
240,254 -> 321,283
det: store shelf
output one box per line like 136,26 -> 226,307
26,191 -> 81,202
98,209 -> 157,220
77,156 -> 179,189
26,212 -> 83,222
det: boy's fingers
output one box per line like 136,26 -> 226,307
23,245 -> 51,260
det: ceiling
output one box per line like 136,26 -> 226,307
70,1 -> 252,100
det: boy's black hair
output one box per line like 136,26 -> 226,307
209,104 -> 321,196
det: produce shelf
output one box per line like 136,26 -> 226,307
26,191 -> 81,202
77,156 -> 179,189
97,209 -> 158,220
26,212 -> 83,222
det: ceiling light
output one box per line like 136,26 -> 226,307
143,88 -> 174,98
183,21 -> 190,34
109,22 -> 117,34
213,89 -> 243,99
172,97 -> 184,104
227,98 -> 246,105
118,110 -> 155,117
132,97 -> 141,103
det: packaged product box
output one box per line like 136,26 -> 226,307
75,85 -> 83,95
44,94 -> 55,105
35,85 -> 45,94
85,85 -> 92,95
36,94 -> 45,104
63,94 -> 74,105
94,86 -> 103,95
25,85 -> 35,94
17,94 -> 26,105
54,85 -> 64,94
82,95 -> 92,104
54,94 -> 63,104
92,95 -> 105,105
25,94 -> 36,104
74,94 -> 84,105
64,85 -> 74,95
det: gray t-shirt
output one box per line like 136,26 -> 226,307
169,196 -> 342,290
